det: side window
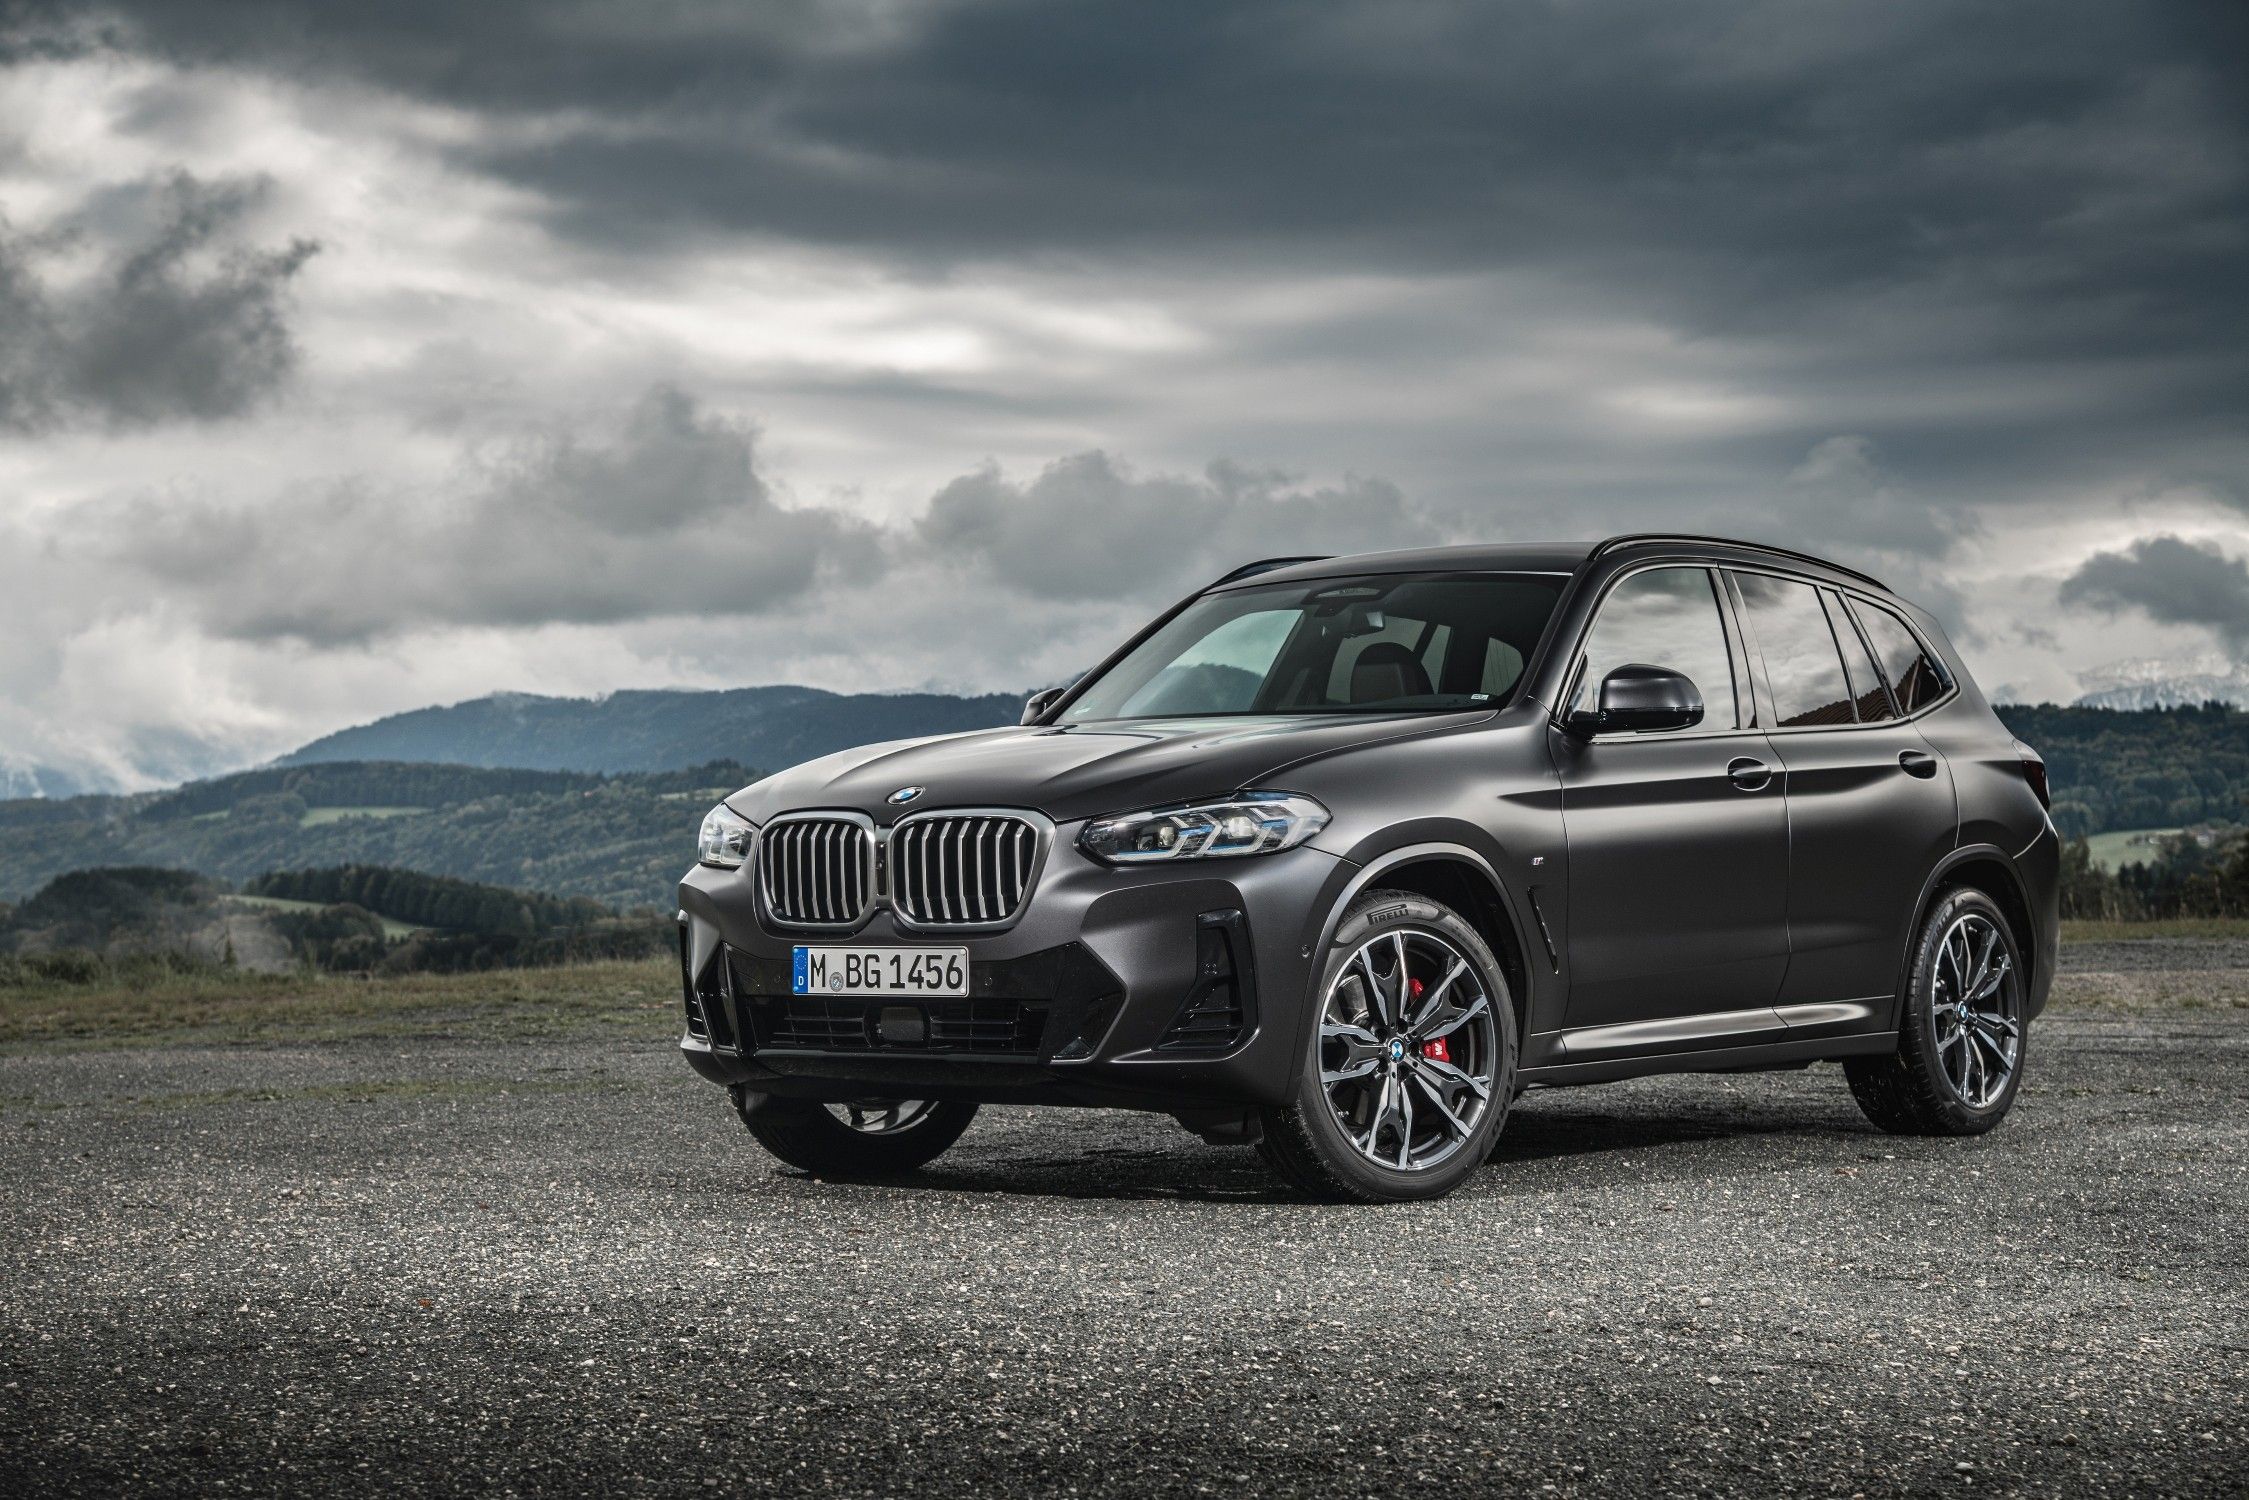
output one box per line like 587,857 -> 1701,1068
1849,599 -> 1951,715
1570,567 -> 1740,730
1826,594 -> 1897,723
1734,573 -> 1855,728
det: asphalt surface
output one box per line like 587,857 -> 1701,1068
3,965 -> 2245,1497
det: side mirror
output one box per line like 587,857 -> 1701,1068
1021,686 -> 1067,725
1564,663 -> 1703,737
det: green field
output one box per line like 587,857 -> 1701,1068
2058,916 -> 2249,942
226,893 -> 428,939
297,805 -> 428,828
0,957 -> 678,1052
2084,826 -> 2182,872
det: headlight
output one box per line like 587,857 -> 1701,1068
697,804 -> 756,868
1079,792 -> 1330,864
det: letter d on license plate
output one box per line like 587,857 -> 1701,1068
792,945 -> 970,998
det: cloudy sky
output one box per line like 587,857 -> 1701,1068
2,0 -> 2244,791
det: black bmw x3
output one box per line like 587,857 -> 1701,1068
678,535 -> 2058,1201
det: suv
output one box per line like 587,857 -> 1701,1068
678,536 -> 2058,1201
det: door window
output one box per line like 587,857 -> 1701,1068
1848,599 -> 1951,714
1734,573 -> 1855,728
1827,595 -> 1898,722
1570,567 -> 1740,730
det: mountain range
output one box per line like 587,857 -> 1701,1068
279,686 -> 1026,775
2071,656 -> 2249,711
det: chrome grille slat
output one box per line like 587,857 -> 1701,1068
756,816 -> 872,928
892,811 -> 1040,928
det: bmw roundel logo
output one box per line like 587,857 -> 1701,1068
887,786 -> 925,805
1387,1038 -> 1407,1062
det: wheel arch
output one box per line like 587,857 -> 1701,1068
1892,844 -> 2039,1029
1300,843 -> 1536,1059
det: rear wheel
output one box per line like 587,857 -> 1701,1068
1846,888 -> 2028,1135
735,1091 -> 978,1176
1259,889 -> 1517,1202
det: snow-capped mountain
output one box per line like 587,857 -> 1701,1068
2074,655 -> 2249,710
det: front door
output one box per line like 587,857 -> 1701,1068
1551,566 -> 1791,1047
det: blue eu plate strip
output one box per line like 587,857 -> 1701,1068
791,946 -> 808,995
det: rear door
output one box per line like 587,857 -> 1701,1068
1550,565 -> 1791,1046
1729,571 -> 1958,1025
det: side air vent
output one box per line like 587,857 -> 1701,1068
1156,910 -> 1257,1051
756,815 -> 875,928
676,917 -> 709,1041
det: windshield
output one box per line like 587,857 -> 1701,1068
1061,572 -> 1566,722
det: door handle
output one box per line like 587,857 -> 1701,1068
1726,756 -> 1772,791
1897,749 -> 1939,780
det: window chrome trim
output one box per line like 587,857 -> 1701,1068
887,807 -> 1055,934
1723,563 -> 1960,735
1839,591 -> 1959,723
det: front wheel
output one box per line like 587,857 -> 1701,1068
1845,888 -> 2029,1135
1259,889 -> 1518,1202
735,1092 -> 978,1177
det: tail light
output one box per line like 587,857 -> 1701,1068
2014,739 -> 2051,811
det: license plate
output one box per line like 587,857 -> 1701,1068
792,945 -> 969,998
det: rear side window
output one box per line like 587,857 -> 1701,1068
1827,595 -> 1897,723
1849,599 -> 1951,714
1571,566 -> 1741,729
1733,573 -> 1855,728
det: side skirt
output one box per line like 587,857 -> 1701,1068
1518,1031 -> 1893,1089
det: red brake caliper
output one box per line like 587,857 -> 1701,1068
1407,978 -> 1450,1062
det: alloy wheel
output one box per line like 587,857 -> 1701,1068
824,1098 -> 939,1134
1930,911 -> 2021,1109
1317,928 -> 1499,1172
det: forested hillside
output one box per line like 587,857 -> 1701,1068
279,686 -> 1022,774
1,864 -> 669,979
0,761 -> 758,908
1996,704 -> 2249,838
0,707 -> 2241,911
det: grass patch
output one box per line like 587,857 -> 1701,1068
298,805 -> 427,828
226,893 -> 426,939
2060,917 -> 2249,943
0,956 -> 680,1053
2082,826 -> 2182,873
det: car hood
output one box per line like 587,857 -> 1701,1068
727,712 -> 1486,826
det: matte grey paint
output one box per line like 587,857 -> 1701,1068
680,536 -> 2058,1115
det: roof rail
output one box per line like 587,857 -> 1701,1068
1210,555 -> 1331,586
1587,534 -> 1887,591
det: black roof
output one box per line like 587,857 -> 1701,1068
1217,535 -> 1887,594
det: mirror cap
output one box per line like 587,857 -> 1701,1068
1568,663 -> 1705,735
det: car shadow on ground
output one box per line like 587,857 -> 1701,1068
783,1091 -> 1887,1204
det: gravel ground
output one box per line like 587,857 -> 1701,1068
3,964 -> 2245,1497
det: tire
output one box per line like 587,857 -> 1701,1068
734,1092 -> 978,1177
1259,888 -> 1518,1202
1846,887 -> 2029,1136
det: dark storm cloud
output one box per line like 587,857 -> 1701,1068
2060,535 -> 2249,654
38,0 -> 2243,514
44,1 -> 2247,321
0,171 -> 317,431
93,385 -> 876,644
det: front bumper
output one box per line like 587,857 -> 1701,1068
676,837 -> 1353,1113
